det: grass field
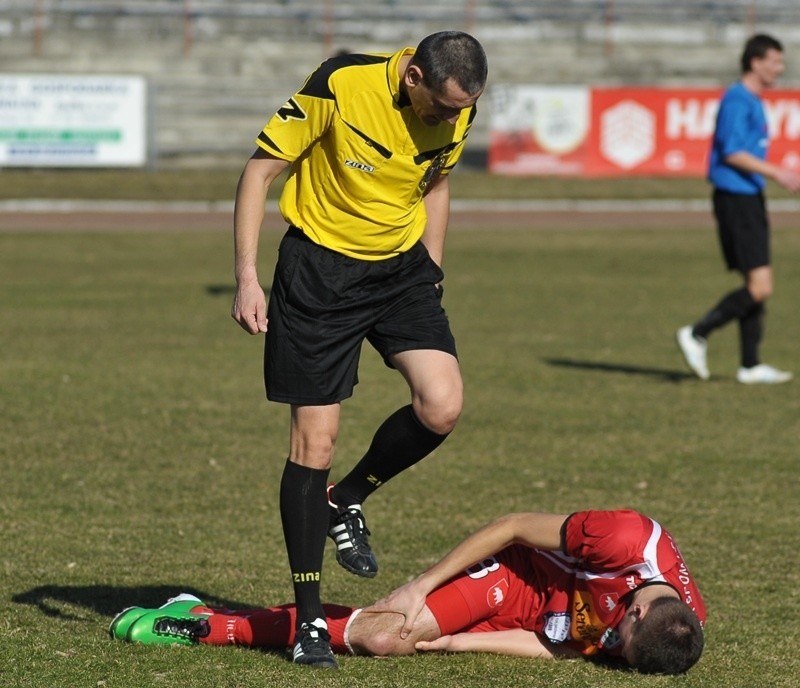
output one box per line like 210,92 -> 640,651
0,168 -> 717,202
2,189 -> 800,686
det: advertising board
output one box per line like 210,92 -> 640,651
0,75 -> 147,167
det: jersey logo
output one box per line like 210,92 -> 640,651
600,593 -> 619,612
344,159 -> 375,173
276,98 -> 306,122
571,592 -> 605,645
419,151 -> 448,191
485,579 -> 509,608
543,612 -> 570,643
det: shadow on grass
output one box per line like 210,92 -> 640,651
544,357 -> 694,382
11,584 -> 258,620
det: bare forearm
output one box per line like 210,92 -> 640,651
421,176 -> 450,267
233,152 -> 290,283
417,629 -> 581,659
231,151 -> 290,334
724,151 -> 800,193
233,171 -> 268,282
413,513 -> 567,595
725,151 -> 779,180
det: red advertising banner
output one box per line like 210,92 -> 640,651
489,86 -> 800,176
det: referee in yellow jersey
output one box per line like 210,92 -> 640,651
231,31 -> 487,668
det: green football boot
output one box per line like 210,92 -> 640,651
111,594 -> 211,645
108,606 -> 148,641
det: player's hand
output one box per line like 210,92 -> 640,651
231,279 -> 268,334
415,635 -> 454,652
774,166 -> 800,193
365,579 -> 428,640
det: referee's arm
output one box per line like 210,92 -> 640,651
232,149 -> 290,334
421,174 -> 451,268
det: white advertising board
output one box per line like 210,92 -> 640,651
0,75 -> 147,167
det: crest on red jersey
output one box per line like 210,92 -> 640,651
486,579 -> 509,608
600,593 -> 619,613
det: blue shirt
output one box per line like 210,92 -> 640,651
708,82 -> 769,194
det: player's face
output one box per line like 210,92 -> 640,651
405,67 -> 482,126
752,48 -> 785,88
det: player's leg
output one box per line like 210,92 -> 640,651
740,265 -> 772,368
744,264 -> 773,302
111,597 -> 356,654
736,264 -> 791,383
201,603 -> 355,652
109,593 -> 213,645
346,605 -> 443,656
690,285 -> 757,340
678,191 -> 758,379
349,552 -> 521,656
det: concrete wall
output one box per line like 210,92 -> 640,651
3,1 -> 800,167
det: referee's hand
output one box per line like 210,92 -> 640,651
231,280 -> 268,334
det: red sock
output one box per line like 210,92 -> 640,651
324,604 -> 357,653
200,603 -> 356,653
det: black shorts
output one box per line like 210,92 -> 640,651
264,227 -> 457,405
712,190 -> 770,273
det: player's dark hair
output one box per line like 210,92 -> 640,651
410,31 -> 487,96
626,597 -> 704,675
741,33 -> 783,73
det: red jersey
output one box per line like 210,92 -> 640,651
425,509 -> 706,656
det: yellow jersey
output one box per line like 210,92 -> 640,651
255,47 -> 477,260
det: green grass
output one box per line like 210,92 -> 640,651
4,166 -> 798,204
0,167 -> 717,201
2,218 -> 799,687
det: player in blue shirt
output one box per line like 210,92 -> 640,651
677,34 -> 800,384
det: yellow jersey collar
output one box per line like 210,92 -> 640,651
389,47 -> 415,107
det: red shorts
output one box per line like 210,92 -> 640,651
425,546 -> 548,635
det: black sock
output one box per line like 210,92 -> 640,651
331,405 -> 449,507
279,460 -> 329,627
693,287 -> 756,339
739,302 -> 765,368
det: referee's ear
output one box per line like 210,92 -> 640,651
405,65 -> 424,87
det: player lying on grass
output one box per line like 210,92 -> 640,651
110,509 -> 705,675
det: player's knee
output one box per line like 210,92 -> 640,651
748,282 -> 772,302
746,269 -> 773,302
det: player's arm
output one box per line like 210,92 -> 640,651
723,151 -> 800,192
717,97 -> 800,193
416,629 -> 581,659
421,174 -> 450,268
231,149 -> 290,334
368,512 -> 568,638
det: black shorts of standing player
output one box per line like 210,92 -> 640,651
712,190 -> 771,273
264,226 -> 457,405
